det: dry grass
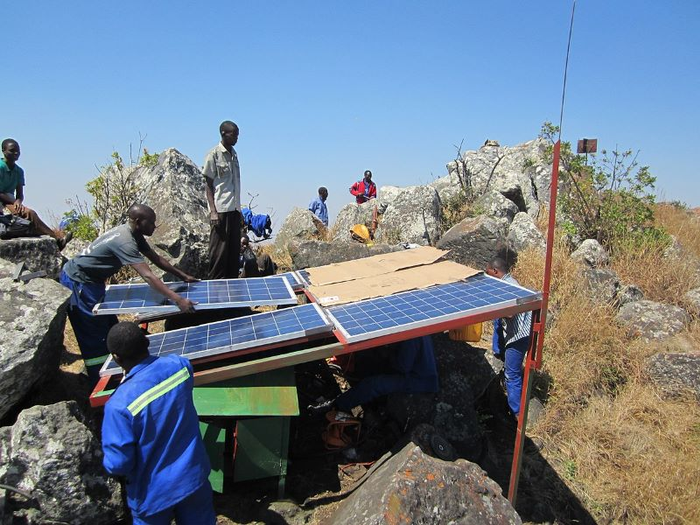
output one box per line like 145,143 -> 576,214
656,203 -> 700,258
509,211 -> 700,523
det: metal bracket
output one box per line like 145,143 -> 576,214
12,262 -> 46,283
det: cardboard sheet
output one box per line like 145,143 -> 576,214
306,246 -> 448,286
309,260 -> 481,306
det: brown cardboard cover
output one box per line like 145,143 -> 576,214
309,260 -> 481,306
306,246 -> 448,286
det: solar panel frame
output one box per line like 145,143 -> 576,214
93,276 -> 297,315
324,274 -> 542,344
99,302 -> 333,376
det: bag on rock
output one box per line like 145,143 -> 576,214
0,214 -> 33,239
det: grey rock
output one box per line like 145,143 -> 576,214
287,240 -> 399,270
275,207 -> 324,248
60,237 -> 89,261
431,138 -> 550,216
136,149 -> 210,279
437,215 -> 512,270
0,277 -> 70,420
663,235 -> 684,260
0,256 -> 14,277
526,396 -> 545,430
332,201 -> 380,244
647,352 -> 700,401
507,212 -> 546,253
582,268 -> 620,305
0,401 -> 124,523
375,185 -> 441,245
571,239 -> 609,268
330,444 -> 521,525
474,191 -> 520,223
0,237 -> 63,279
685,287 -> 700,315
616,300 -> 690,341
616,284 -> 644,307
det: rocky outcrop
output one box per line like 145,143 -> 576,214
330,444 -> 521,525
135,148 -> 210,280
571,239 -> 609,268
333,202 -> 380,244
288,240 -> 399,270
0,237 -> 63,279
616,300 -> 690,341
0,276 -> 70,420
647,352 -> 700,402
430,138 -> 551,217
507,212 -> 545,253
437,215 -> 512,270
275,207 -> 325,248
616,284 -> 644,307
474,191 -> 520,223
0,401 -> 124,523
374,185 -> 441,245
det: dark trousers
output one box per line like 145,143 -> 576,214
208,210 -> 241,280
59,271 -> 118,383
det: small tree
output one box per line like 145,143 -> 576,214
539,122 -> 664,251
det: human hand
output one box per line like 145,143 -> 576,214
210,211 -> 220,227
176,297 -> 197,313
13,199 -> 24,215
181,274 -> 199,283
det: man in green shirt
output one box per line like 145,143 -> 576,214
1,138 -> 71,249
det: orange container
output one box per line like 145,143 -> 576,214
448,322 -> 483,342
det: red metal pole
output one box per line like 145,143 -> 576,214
508,140 -> 560,504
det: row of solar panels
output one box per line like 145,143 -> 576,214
98,273 -> 541,376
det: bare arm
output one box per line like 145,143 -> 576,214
204,177 -> 219,226
131,262 -> 196,313
13,186 -> 24,213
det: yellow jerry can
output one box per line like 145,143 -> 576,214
448,322 -> 483,342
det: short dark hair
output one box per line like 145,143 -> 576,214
318,186 -> 328,194
1,138 -> 18,151
107,322 -> 150,359
364,170 -> 372,177
219,120 -> 239,133
488,257 -> 509,274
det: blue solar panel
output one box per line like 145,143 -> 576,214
93,276 -> 297,315
324,273 -> 541,343
99,303 -> 333,376
278,271 -> 307,291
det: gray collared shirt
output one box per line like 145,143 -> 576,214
501,273 -> 532,345
202,142 -> 241,213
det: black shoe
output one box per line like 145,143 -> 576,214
57,231 -> 73,251
307,398 -> 335,417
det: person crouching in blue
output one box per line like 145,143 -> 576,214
486,257 -> 532,419
101,322 -> 215,524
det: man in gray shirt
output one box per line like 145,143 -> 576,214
203,120 -> 241,279
60,204 -> 197,381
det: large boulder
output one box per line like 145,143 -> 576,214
0,401 -> 124,523
287,240 -> 399,270
507,212 -> 545,254
430,138 -> 551,217
0,276 -> 70,421
275,207 -> 324,248
616,300 -> 690,341
437,215 -> 511,270
0,237 -> 63,279
473,191 -> 520,223
646,352 -> 700,402
571,239 -> 609,268
135,148 -> 210,280
374,185 -> 442,245
330,444 -> 521,525
332,201 -> 380,244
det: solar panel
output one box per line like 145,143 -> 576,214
93,276 -> 297,315
324,273 -> 541,344
99,303 -> 333,376
278,271 -> 307,291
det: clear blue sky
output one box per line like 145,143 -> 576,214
5,1 -> 699,227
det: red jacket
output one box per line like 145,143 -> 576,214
349,179 -> 377,204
